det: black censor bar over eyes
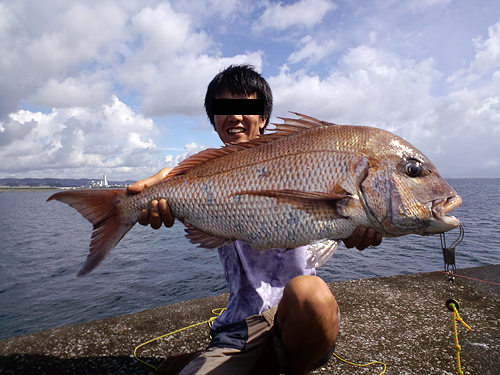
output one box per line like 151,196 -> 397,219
212,99 -> 264,115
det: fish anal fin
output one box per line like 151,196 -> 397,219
184,225 -> 232,249
233,189 -> 351,218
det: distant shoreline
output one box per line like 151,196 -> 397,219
0,187 -> 61,192
0,186 -> 127,192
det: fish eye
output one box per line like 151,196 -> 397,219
405,159 -> 424,177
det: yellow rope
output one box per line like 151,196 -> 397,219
133,307 -> 226,370
135,307 -> 387,374
333,353 -> 386,374
134,302 -> 471,375
449,303 -> 471,375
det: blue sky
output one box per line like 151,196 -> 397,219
1,0 -> 499,180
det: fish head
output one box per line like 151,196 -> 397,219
361,132 -> 462,237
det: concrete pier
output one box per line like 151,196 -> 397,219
1,265 -> 499,374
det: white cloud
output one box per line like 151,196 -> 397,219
163,142 -> 207,168
0,0 -> 264,120
0,0 -> 266,179
407,0 -> 452,12
471,21 -> 500,73
253,0 -> 336,33
132,52 -> 264,118
128,3 -> 211,62
288,35 -> 337,65
172,0 -> 253,26
113,2 -> 264,117
269,40 -> 500,178
271,46 -> 439,128
0,97 -> 160,179
0,1 -> 129,117
447,20 -> 500,86
32,76 -> 113,108
1,0 -> 499,180
23,2 -> 127,75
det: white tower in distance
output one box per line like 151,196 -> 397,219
103,174 -> 108,187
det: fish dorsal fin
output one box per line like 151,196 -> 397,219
275,112 -> 338,132
167,113 -> 337,178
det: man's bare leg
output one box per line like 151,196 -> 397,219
276,275 -> 339,375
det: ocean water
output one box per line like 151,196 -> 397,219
0,178 -> 499,340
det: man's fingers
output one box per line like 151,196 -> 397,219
343,226 -> 383,250
372,232 -> 383,247
138,209 -> 149,226
149,200 -> 162,229
343,226 -> 366,249
158,199 -> 175,228
356,227 -> 376,251
137,200 -> 174,229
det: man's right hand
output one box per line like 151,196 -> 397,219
342,226 -> 382,250
127,168 -> 175,229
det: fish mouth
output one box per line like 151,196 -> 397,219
430,195 -> 462,231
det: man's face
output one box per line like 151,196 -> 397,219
214,90 -> 267,145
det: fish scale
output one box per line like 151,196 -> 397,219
48,114 -> 462,276
162,148 -> 363,247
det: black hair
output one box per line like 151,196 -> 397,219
204,64 -> 273,133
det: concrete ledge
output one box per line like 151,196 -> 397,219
1,265 -> 499,374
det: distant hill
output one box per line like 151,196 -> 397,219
0,178 -> 136,188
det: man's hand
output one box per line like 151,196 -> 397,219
127,168 -> 175,229
343,226 -> 382,250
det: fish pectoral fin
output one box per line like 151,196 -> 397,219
233,189 -> 351,218
306,239 -> 339,268
184,225 -> 233,249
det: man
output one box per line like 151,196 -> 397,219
128,65 -> 382,375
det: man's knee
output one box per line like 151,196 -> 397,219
279,275 -> 339,343
283,275 -> 337,316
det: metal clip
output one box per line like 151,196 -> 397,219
440,223 -> 464,301
440,223 -> 464,273
442,246 -> 456,273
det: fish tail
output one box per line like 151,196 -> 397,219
47,189 -> 136,277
